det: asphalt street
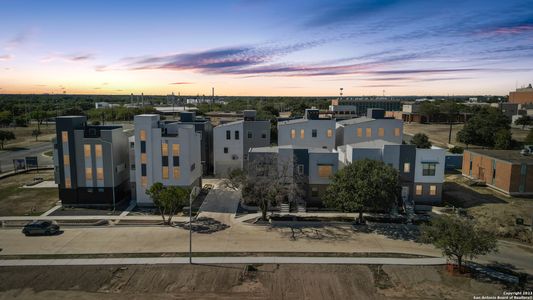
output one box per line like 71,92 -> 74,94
0,142 -> 53,172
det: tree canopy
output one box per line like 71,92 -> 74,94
456,107 -> 511,148
410,133 -> 432,149
146,182 -> 190,225
0,130 -> 15,149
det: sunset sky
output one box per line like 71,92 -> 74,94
1,0 -> 533,96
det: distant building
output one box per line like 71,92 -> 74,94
131,114 -> 202,205
335,108 -> 403,147
462,149 -> 533,196
329,97 -> 402,118
278,109 -> 336,150
95,102 -> 119,109
509,84 -> 533,105
213,110 -> 271,176
154,106 -> 198,115
249,145 -> 338,207
53,116 -> 130,207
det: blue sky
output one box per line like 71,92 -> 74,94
1,0 -> 532,95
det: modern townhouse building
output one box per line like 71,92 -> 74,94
338,140 -> 445,209
53,116 -> 130,208
177,112 -> 213,175
131,114 -> 202,205
329,97 -> 402,118
335,108 -> 403,147
249,145 -> 339,207
213,110 -> 270,176
462,149 -> 533,196
278,109 -> 336,150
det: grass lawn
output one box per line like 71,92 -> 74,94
0,123 -> 56,150
0,170 -> 58,216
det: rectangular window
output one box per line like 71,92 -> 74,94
403,163 -> 410,173
61,131 -> 69,143
235,130 -> 240,140
366,128 -> 372,137
85,167 -> 92,179
311,187 -> 319,197
291,129 -> 296,139
415,184 -> 423,195
247,131 -> 252,139
312,129 -> 317,138
357,128 -> 363,137
141,153 -> 147,163
141,164 -> 147,176
162,166 -> 169,179
65,177 -> 71,189
161,143 -> 168,156
95,144 -> 102,158
131,164 -> 135,171
84,144 -> 91,158
327,129 -> 333,138
378,128 -> 385,137
224,147 -> 228,154
140,141 -> 146,153
226,130 -> 231,140
318,165 -> 333,178
429,185 -> 437,196
394,128 -> 401,137
96,167 -> 104,181
141,176 -> 147,188
139,130 -> 146,141
172,144 -> 180,156
298,164 -> 304,175
300,129 -> 305,139
261,131 -> 267,139
173,156 -> 180,167
173,167 -> 180,179
422,163 -> 437,176
162,156 -> 169,166
63,154 -> 70,165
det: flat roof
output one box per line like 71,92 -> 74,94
466,149 -> 533,164
347,139 -> 399,148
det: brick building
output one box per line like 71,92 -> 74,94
462,149 -> 533,196
509,84 -> 533,105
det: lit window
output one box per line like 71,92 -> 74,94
85,167 -> 92,179
65,177 -> 71,188
61,131 -> 68,142
300,129 -> 305,139
378,128 -> 384,137
63,154 -> 70,165
318,165 -> 333,178
429,185 -> 437,196
327,129 -> 333,138
172,144 -> 180,156
95,144 -> 102,158
96,167 -> 104,180
291,129 -> 296,139
173,167 -> 180,179
84,144 -> 91,158
161,143 -> 168,156
162,166 -> 169,179
140,130 -> 146,141
415,185 -> 423,195
403,163 -> 410,173
141,153 -> 147,163
357,128 -> 363,137
366,128 -> 372,137
394,128 -> 401,137
141,176 -> 148,188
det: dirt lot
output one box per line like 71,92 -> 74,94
0,264 -> 506,300
404,123 -> 529,147
0,170 -> 58,216
443,174 -> 533,243
1,124 -> 55,151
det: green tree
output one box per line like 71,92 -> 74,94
494,129 -> 512,150
421,215 -> 497,271
146,182 -> 190,225
324,159 -> 400,223
410,133 -> 432,149
456,107 -> 510,148
31,129 -> 41,141
0,130 -> 15,149
440,102 -> 460,143
419,102 -> 439,123
515,115 -> 531,130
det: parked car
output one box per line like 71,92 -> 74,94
22,220 -> 60,236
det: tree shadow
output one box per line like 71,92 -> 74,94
175,217 -> 230,234
443,182 -> 506,208
352,223 -> 422,242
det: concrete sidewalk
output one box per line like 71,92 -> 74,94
0,256 -> 446,267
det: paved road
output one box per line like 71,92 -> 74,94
0,142 -> 53,172
198,189 -> 240,214
0,256 -> 447,266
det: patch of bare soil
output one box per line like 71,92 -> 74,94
0,264 -> 505,300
